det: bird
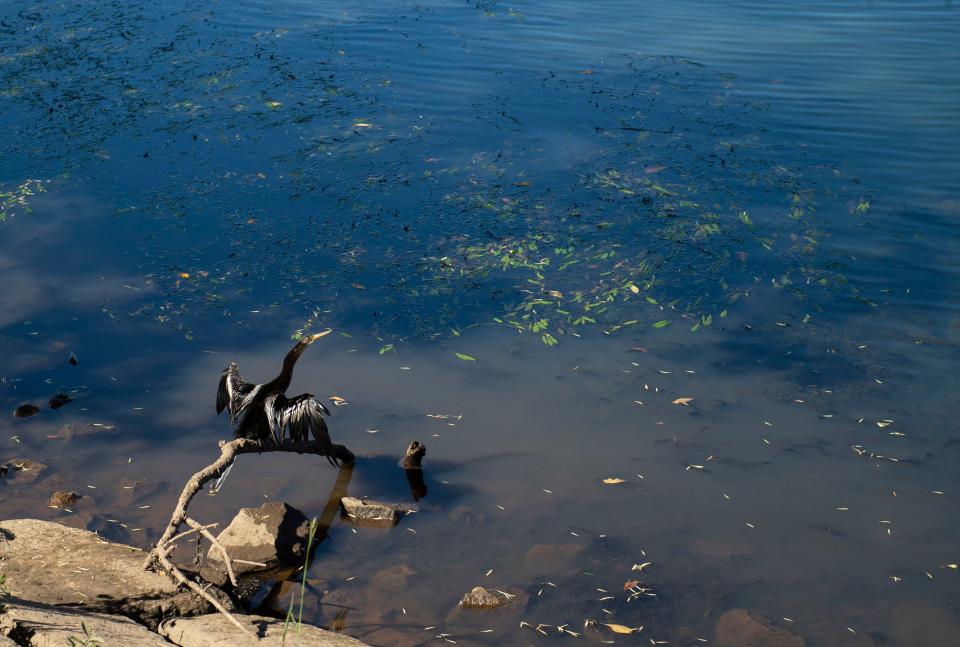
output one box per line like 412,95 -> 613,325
216,330 -> 338,465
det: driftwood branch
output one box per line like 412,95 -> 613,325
185,517 -> 237,588
142,436 -> 355,636
155,545 -> 253,637
144,438 -> 354,570
166,521 -> 219,546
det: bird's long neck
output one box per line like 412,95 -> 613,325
270,341 -> 309,392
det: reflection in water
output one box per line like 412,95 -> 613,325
249,461 -> 354,611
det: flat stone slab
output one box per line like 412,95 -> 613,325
0,518 -> 220,626
159,613 -> 371,646
0,597 -> 171,646
339,497 -> 415,527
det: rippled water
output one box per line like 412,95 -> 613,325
2,1 -> 959,645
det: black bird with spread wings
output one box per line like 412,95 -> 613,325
216,330 -> 338,465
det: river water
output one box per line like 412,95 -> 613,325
1,1 -> 958,645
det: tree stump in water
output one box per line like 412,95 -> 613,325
400,441 -> 427,500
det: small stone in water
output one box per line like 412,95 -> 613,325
13,404 -> 40,418
48,490 -> 80,509
48,393 -> 72,410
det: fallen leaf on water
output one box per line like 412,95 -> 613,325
604,623 -> 638,635
672,397 -> 694,405
602,478 -> 626,485
629,285 -> 640,294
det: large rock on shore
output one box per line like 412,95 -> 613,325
0,518 -> 230,628
0,597 -> 171,646
202,501 -> 311,586
158,613 -> 371,646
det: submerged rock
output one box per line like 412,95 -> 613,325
47,393 -> 72,409
714,609 -> 805,647
202,501 -> 311,585
158,612 -> 371,646
0,518 -> 231,628
47,490 -> 80,509
523,543 -> 584,575
0,597 -> 171,646
340,496 -> 416,527
12,404 -> 40,418
458,586 -> 510,610
890,605 -> 960,647
59,512 -> 132,544
0,458 -> 48,484
448,586 -> 528,626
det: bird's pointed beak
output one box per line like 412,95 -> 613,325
307,329 -> 332,343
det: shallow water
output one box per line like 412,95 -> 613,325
2,0 -> 959,645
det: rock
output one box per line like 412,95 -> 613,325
372,564 -> 417,589
0,518 -> 231,628
0,597 -> 171,646
49,422 -> 120,442
339,497 -> 415,528
158,613 -> 371,646
524,543 -> 584,575
0,459 -> 48,484
714,609 -> 805,647
890,605 -> 960,647
203,501 -> 311,584
447,505 -> 487,525
12,404 -> 40,418
314,587 -> 367,627
47,393 -> 72,409
118,478 -> 168,505
447,586 -> 528,626
47,490 -> 80,509
257,579 -> 324,620
691,540 -> 753,559
59,512 -> 132,544
458,586 -> 510,609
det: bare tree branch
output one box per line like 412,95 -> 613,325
185,517 -> 237,588
143,438 -> 354,570
155,545 -> 253,638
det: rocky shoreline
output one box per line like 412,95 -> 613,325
0,517 -> 370,646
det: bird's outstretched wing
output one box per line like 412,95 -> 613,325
266,393 -> 337,466
216,363 -> 257,424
